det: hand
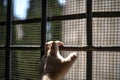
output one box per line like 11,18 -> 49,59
38,41 -> 77,80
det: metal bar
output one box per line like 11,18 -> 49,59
60,46 -> 120,51
93,12 -> 120,18
48,11 -> 120,21
86,51 -> 92,80
41,0 -> 47,57
48,13 -> 85,21
86,4 -> 92,46
1,12 -> 120,26
0,46 -> 120,51
5,0 -> 12,80
86,0 -> 92,80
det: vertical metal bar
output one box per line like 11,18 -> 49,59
86,0 -> 92,46
6,0 -> 12,80
41,0 -> 47,57
86,0 -> 92,80
86,51 -> 92,80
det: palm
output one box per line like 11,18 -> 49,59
38,41 -> 77,80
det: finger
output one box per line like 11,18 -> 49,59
63,52 -> 77,63
45,41 -> 53,54
49,41 -> 64,56
50,41 -> 58,56
55,41 -> 64,47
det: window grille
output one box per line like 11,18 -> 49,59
0,0 -> 120,80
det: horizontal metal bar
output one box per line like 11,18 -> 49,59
0,18 -> 41,26
93,11 -> 120,18
0,46 -> 120,51
48,13 -> 85,21
0,45 -> 41,50
60,46 -> 120,51
13,18 -> 41,24
0,14 -> 85,26
37,12 -> 120,21
0,12 -> 120,26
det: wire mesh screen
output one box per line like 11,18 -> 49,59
61,51 -> 86,80
46,21 -> 62,41
0,1 -> 6,79
93,18 -> 120,47
93,51 -> 120,80
0,1 -> 6,45
13,0 -> 41,20
92,0 -> 120,12
47,0 -> 63,16
47,1 -> 87,79
47,0 -> 120,80
11,50 -> 40,80
0,0 -> 6,21
62,19 -> 86,47
92,1 -> 120,79
0,26 -> 6,45
48,0 -> 86,16
12,23 -> 41,45
11,0 -> 42,80
0,0 -> 120,80
0,50 -> 5,80
62,0 -> 86,15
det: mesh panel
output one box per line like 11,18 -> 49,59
0,26 -> 6,45
61,51 -> 86,80
13,0 -> 41,20
0,0 -> 120,80
10,0 -> 42,79
92,0 -> 120,12
46,21 -> 62,41
62,19 -> 87,47
93,51 -> 120,80
48,0 -> 63,16
93,18 -> 120,47
12,23 -> 41,45
0,0 -> 6,46
63,0 -> 86,15
48,0 -> 86,16
11,50 -> 40,80
0,50 -> 5,80
0,0 -> 6,21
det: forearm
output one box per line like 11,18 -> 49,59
41,74 -> 61,80
42,75 -> 51,80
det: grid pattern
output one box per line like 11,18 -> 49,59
0,0 -> 42,80
12,23 -> 41,45
46,21 -> 62,41
48,0 -> 86,16
62,19 -> 86,47
61,51 -> 86,80
47,0 -> 63,16
93,51 -> 120,80
0,26 -> 6,45
93,18 -> 120,47
62,0 -> 86,15
11,50 -> 40,80
0,0 -> 120,80
0,0 -> 6,21
0,50 -> 5,80
11,1 -> 42,79
13,0 -> 41,20
92,0 -> 120,12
